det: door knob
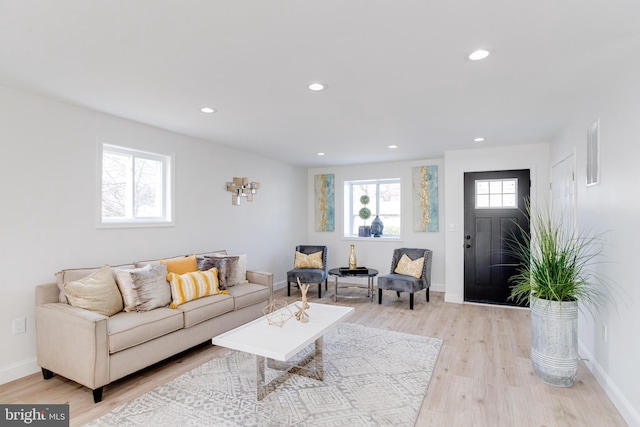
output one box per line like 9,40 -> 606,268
465,244 -> 471,248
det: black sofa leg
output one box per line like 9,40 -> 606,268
318,282 -> 322,298
378,288 -> 382,304
426,288 -> 430,302
41,368 -> 54,380
287,282 -> 291,297
93,387 -> 104,403
410,293 -> 414,310
396,291 -> 401,298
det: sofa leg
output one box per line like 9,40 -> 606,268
41,368 -> 54,380
396,291 -> 401,298
93,387 -> 104,403
318,282 -> 322,298
378,288 -> 382,304
287,282 -> 291,297
426,288 -> 430,302
410,293 -> 414,310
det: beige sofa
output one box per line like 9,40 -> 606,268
35,251 -> 273,403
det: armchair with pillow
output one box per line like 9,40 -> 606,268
286,245 -> 328,298
377,248 -> 432,310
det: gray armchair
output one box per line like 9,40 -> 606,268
287,245 -> 328,298
377,248 -> 432,310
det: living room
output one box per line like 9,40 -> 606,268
1,2 -> 639,426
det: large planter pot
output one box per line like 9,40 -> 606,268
530,298 -> 578,387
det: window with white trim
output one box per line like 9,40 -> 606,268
343,178 -> 401,237
100,144 -> 173,226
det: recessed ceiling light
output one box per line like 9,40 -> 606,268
200,107 -> 216,113
474,137 -> 485,142
317,152 -> 325,156
308,83 -> 327,91
387,145 -> 398,149
469,49 -> 490,61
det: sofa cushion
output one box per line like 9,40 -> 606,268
160,254 -> 198,275
167,269 -> 222,308
108,308 -> 183,354
55,264 -> 136,303
177,293 -> 235,328
199,256 -> 239,290
131,264 -> 172,311
227,282 -> 270,310
208,253 -> 248,285
64,265 -> 124,317
115,264 -> 152,312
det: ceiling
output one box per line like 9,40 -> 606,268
1,1 -> 639,167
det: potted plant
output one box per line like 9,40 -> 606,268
358,195 -> 372,237
508,201 -> 606,387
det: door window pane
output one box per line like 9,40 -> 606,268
475,179 -> 518,209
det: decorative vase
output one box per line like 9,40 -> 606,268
530,297 -> 578,387
358,225 -> 371,237
370,215 -> 384,237
348,244 -> 357,270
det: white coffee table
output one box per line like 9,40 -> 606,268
212,302 -> 354,400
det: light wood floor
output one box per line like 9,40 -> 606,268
0,287 -> 627,426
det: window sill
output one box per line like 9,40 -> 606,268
342,236 -> 402,242
97,221 -> 174,230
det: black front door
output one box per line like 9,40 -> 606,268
463,169 -> 530,306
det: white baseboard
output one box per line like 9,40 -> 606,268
579,340 -> 640,427
444,292 -> 463,304
0,357 -> 39,386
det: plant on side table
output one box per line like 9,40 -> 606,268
508,201 -> 607,387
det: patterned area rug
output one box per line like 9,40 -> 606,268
87,323 -> 442,427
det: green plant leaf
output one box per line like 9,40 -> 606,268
505,199 -> 608,316
358,207 -> 371,220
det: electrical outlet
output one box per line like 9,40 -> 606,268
12,317 -> 26,335
601,324 -> 608,342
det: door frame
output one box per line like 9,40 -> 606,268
442,143 -> 551,304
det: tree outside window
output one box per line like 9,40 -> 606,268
101,144 -> 172,226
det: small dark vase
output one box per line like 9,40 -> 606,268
370,215 -> 384,237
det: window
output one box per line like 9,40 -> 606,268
344,178 -> 401,237
475,178 -> 517,209
100,143 -> 173,226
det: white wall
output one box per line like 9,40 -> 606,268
0,85 -> 307,384
308,158 -> 445,291
549,56 -> 640,425
443,143 -> 551,304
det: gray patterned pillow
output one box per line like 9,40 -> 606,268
130,264 -> 171,311
202,255 -> 239,289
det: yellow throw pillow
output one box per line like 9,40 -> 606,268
394,254 -> 425,278
294,251 -> 323,269
160,254 -> 198,275
167,268 -> 225,308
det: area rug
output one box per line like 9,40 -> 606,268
87,323 -> 442,427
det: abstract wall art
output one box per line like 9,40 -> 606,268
412,165 -> 439,232
314,173 -> 335,232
